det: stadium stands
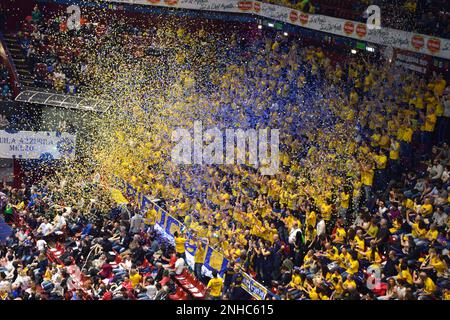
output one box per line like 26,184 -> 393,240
0,1 -> 449,302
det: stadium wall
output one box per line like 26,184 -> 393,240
5,0 -> 447,78
39,0 -> 450,59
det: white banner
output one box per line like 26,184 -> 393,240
394,49 -> 431,74
103,0 -> 450,59
0,130 -> 76,160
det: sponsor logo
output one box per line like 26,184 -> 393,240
411,35 -> 425,50
238,1 -> 253,11
289,10 -> 298,23
164,0 -> 178,5
344,21 -> 354,34
427,38 -> 440,53
356,23 -> 367,37
253,1 -> 261,12
299,13 -> 308,25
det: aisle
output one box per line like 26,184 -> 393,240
0,215 -> 12,243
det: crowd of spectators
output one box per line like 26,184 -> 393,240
96,7 -> 449,300
9,3 -> 450,95
263,0 -> 449,37
14,5 -> 231,94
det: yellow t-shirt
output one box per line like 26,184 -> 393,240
365,249 -> 381,263
431,257 -> 446,274
379,135 -> 390,149
341,192 -> 350,209
367,224 -> 379,238
433,79 -> 447,96
422,113 -> 437,132
426,229 -> 438,241
374,154 -> 388,169
423,277 -> 436,294
343,279 -> 357,289
399,269 -> 413,285
338,252 -> 351,268
207,277 -> 224,297
145,208 -> 157,225
350,91 -> 359,105
290,274 -> 302,289
346,259 -> 359,275
361,169 -> 374,186
321,203 -> 333,221
354,235 -> 365,251
306,211 -> 317,227
175,237 -> 187,254
405,198 -> 415,209
390,141 -> 400,160
421,203 -> 433,216
400,127 -> 414,142
334,227 -> 347,244
194,245 -> 206,264
370,133 -> 381,147
412,224 -> 427,239
130,273 -> 142,288
444,291 -> 450,300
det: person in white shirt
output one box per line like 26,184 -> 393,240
316,214 -> 326,237
53,212 -> 67,233
130,212 -> 144,234
37,217 -> 53,236
428,159 -> 444,180
13,268 -> 31,291
0,277 -> 10,293
288,222 -> 302,245
113,255 -> 132,278
174,254 -> 185,275
36,238 -> 47,252
0,255 -> 15,280
145,278 -> 158,300
377,200 -> 388,217
432,207 -> 448,228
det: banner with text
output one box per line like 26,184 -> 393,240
393,49 -> 432,74
241,271 -> 268,300
103,0 -> 450,59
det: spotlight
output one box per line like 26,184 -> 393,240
268,23 -> 274,27
258,24 -> 262,30
366,46 -> 375,52
351,49 -> 357,54
283,32 -> 288,36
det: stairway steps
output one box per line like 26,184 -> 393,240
14,65 -> 28,69
2,33 -> 43,89
16,69 -> 29,74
